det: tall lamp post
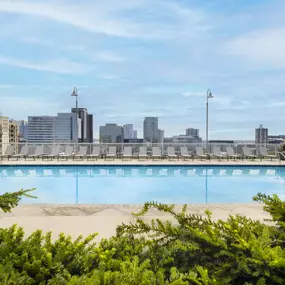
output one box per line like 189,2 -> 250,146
206,89 -> 213,153
71,87 -> 78,145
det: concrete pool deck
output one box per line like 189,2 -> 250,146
0,158 -> 284,166
0,203 -> 270,241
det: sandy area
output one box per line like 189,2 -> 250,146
0,204 -> 269,241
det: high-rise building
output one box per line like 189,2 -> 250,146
144,117 -> 158,142
28,113 -> 80,143
99,124 -> 124,143
28,116 -> 56,143
55,113 -> 79,142
9,120 -> 19,152
132,130 -> 138,139
0,116 -> 9,155
186,128 -> 199,137
255,125 -> 268,144
71,108 -> 93,143
17,120 -> 28,142
123,124 -> 134,139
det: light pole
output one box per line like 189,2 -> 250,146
71,87 -> 78,145
206,89 -> 213,153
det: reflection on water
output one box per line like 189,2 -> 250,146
0,166 -> 284,204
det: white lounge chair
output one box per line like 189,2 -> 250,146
1,146 -> 15,161
212,147 -> 227,161
105,146 -> 116,160
152,147 -> 162,160
259,147 -> 277,161
58,145 -> 74,160
138,146 -> 148,160
87,146 -> 101,161
122,146 -> 132,160
13,145 -> 30,160
25,145 -> 44,161
180,147 -> 192,161
278,152 -> 285,161
196,147 -> 209,160
226,146 -> 242,161
73,146 -> 87,160
242,147 -> 257,160
43,145 -> 60,160
167,147 -> 178,160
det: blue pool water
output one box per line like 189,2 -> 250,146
0,166 -> 285,204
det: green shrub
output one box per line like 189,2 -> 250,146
0,190 -> 285,284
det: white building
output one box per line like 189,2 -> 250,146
123,124 -> 134,139
28,113 -> 80,143
99,124 -> 124,143
255,125 -> 268,144
0,116 -> 9,155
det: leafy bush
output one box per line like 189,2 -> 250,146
0,190 -> 285,284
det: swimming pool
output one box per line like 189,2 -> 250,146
0,166 -> 284,204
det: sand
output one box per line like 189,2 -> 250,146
0,203 -> 269,241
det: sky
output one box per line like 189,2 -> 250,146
0,0 -> 285,140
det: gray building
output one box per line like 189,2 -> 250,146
99,124 -> 124,143
55,113 -> 79,142
255,125 -> 268,144
123,124 -> 134,139
17,120 -> 28,142
71,108 -> 93,143
186,128 -> 199,137
28,113 -> 79,143
143,117 -> 163,143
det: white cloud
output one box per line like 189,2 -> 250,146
181,92 -> 205,97
269,101 -> 285,107
94,52 -> 126,62
0,0 -> 207,39
226,27 -> 285,68
0,57 -> 90,74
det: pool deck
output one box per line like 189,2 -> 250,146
0,158 -> 284,166
0,203 -> 270,241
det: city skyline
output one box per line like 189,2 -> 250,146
1,1 -> 285,139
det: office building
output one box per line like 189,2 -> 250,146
71,108 -> 93,143
9,120 -> 19,152
132,130 -> 138,139
99,124 -> 124,143
55,113 -> 79,142
0,116 -> 9,155
17,120 -> 28,142
28,113 -> 80,143
255,125 -> 268,144
123,124 -> 134,139
143,117 -> 164,143
186,128 -> 199,137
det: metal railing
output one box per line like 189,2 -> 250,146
0,142 -> 282,157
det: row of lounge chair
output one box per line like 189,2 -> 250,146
0,145 -> 280,161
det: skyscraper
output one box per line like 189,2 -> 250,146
71,108 -> 93,143
143,117 -> 163,143
255,125 -> 268,144
123,124 -> 134,139
143,117 -> 158,142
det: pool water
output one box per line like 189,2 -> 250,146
0,166 -> 285,204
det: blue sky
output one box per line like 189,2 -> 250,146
0,0 -> 285,139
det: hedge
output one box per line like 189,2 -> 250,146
0,189 -> 284,284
